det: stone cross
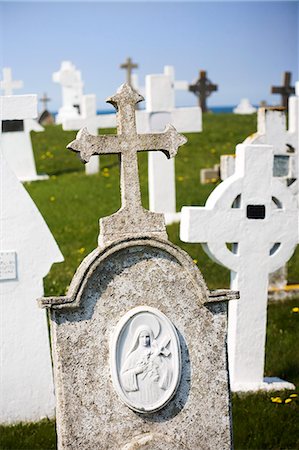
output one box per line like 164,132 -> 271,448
39,92 -> 51,111
271,71 -> 295,110
189,70 -> 218,113
39,83 -> 236,449
68,83 -> 187,245
120,57 -> 138,86
136,66 -> 202,224
0,94 -> 63,423
0,67 -> 23,95
180,143 -> 298,392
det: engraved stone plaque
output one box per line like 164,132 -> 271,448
110,306 -> 181,413
0,251 -> 17,280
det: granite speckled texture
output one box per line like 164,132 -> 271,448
39,84 -> 234,449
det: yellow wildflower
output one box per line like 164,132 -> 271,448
289,394 -> 298,398
285,398 -> 292,404
177,176 -> 184,182
50,196 -> 55,202
193,259 -> 198,264
292,306 -> 299,313
271,397 -> 282,403
77,247 -> 85,254
210,148 -> 216,154
103,172 -> 110,177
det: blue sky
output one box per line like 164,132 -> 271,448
0,1 -> 298,111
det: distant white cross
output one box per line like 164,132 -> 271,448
0,68 -> 23,95
180,143 -> 298,391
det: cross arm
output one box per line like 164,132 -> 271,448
137,124 -> 187,159
67,127 -> 120,163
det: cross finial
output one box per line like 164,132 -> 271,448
120,57 -> 138,87
0,68 -> 23,95
67,83 -> 187,245
39,92 -> 51,111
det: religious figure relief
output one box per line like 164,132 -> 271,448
110,306 -> 181,413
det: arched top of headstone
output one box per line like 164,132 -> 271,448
39,236 -> 232,311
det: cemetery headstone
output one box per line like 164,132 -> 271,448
136,66 -> 202,224
271,71 -> 295,111
63,94 -> 116,175
0,94 -> 64,423
38,92 -> 54,125
120,57 -> 138,87
189,70 -> 218,113
0,67 -> 23,95
0,69 -> 47,181
222,101 -> 299,293
180,143 -> 298,392
39,84 -> 236,449
200,164 -> 220,184
233,98 -> 256,115
53,61 -> 83,124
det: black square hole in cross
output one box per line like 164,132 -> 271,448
247,205 -> 266,219
2,120 -> 24,133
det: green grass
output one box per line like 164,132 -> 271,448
1,114 -> 298,449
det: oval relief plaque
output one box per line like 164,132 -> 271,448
110,306 -> 181,413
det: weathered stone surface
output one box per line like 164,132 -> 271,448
40,238 -> 233,450
40,84 -> 234,449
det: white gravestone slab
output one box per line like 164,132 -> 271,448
63,94 -> 116,175
39,84 -> 235,449
233,98 -> 256,115
136,66 -> 202,225
222,99 -> 299,290
0,69 -> 46,181
53,61 -> 83,124
0,94 -> 64,423
180,144 -> 298,392
0,251 -> 17,280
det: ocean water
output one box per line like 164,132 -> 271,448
52,106 -> 258,117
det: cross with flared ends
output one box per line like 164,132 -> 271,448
0,68 -> 23,95
67,83 -> 187,243
120,57 -> 138,86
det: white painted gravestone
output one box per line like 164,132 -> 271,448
233,98 -> 256,115
0,94 -> 64,423
181,143 -> 298,392
136,66 -> 202,224
53,61 -> 83,124
0,68 -> 46,181
58,64 -> 116,175
222,99 -> 299,291
39,84 -> 236,449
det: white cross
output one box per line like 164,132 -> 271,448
53,61 -> 83,123
180,143 -> 298,391
62,94 -> 116,175
0,68 -> 23,96
136,65 -> 201,224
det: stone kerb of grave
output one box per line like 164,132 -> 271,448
39,84 -> 236,450
1,94 -> 64,423
180,143 -> 298,392
136,66 -> 202,225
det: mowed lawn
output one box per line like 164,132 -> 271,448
1,114 -> 298,450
